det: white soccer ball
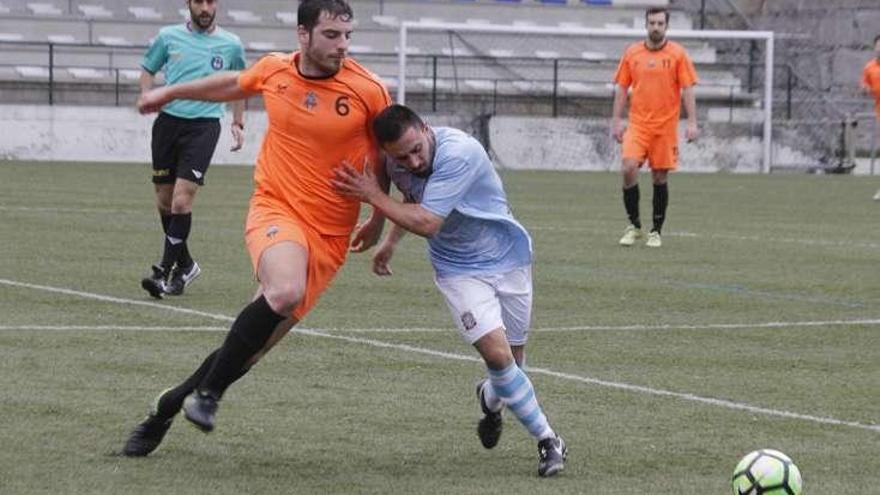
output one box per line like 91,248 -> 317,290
731,449 -> 803,495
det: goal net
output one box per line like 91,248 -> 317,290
393,20 -> 777,173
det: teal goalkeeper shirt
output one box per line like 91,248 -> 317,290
142,23 -> 246,120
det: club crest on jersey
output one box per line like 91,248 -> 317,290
211,55 -> 224,70
304,91 -> 318,111
461,311 -> 477,331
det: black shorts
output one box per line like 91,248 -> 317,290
151,112 -> 221,186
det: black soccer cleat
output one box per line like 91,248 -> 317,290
123,414 -> 173,457
537,435 -> 567,478
166,261 -> 201,296
183,390 -> 219,433
475,379 -> 503,449
141,264 -> 169,299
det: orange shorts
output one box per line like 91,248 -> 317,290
244,196 -> 350,320
622,125 -> 679,170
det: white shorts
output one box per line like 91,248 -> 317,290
433,265 -> 532,346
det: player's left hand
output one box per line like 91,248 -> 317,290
332,160 -> 382,203
350,214 -> 384,253
372,241 -> 395,276
685,122 -> 699,142
230,123 -> 244,151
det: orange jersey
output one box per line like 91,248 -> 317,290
613,41 -> 698,131
863,59 -> 880,117
238,52 -> 392,236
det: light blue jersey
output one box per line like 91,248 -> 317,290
142,23 -> 246,120
386,127 -> 532,277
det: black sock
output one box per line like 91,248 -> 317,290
160,213 -> 192,270
198,295 -> 286,398
153,349 -> 251,421
160,213 -> 172,234
652,183 -> 669,233
623,184 -> 641,229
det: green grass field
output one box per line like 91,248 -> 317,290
1,161 -> 878,494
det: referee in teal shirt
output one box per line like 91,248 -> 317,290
139,0 -> 246,299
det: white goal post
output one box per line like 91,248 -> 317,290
397,21 -> 775,173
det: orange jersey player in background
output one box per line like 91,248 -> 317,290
862,34 -> 880,120
862,35 -> 880,201
611,7 -> 698,248
123,0 -> 392,457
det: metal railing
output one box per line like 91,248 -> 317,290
1,41 -> 766,115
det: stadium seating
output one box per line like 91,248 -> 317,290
0,0 -> 755,108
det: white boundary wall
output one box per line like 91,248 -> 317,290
0,104 -> 263,164
0,104 -> 832,174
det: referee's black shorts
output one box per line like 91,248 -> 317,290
151,112 -> 221,186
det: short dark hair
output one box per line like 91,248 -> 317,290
372,104 -> 425,145
298,0 -> 353,32
874,34 -> 880,46
646,7 -> 670,24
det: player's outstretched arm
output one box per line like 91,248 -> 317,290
372,223 -> 407,276
349,156 -> 390,252
137,71 -> 251,114
332,163 -> 443,238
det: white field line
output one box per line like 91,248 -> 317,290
0,325 -> 227,332
0,279 -> 236,322
7,202 -> 879,250
2,278 -> 878,433
529,225 -> 880,250
672,230 -> 880,250
0,205 -> 113,214
5,319 -> 880,334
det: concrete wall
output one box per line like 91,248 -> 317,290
0,104 -> 262,164
0,104 -> 840,174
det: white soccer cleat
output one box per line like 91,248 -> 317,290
618,225 -> 642,246
646,231 -> 662,248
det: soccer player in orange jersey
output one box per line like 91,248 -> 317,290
862,35 -> 880,200
123,0 -> 392,457
612,7 -> 699,248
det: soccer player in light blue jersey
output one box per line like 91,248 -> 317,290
139,0 -> 247,299
333,104 -> 567,477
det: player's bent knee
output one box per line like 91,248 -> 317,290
262,282 -> 305,316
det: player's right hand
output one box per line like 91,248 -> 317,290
136,88 -> 169,114
612,120 -> 625,143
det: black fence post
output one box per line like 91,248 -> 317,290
552,58 -> 558,117
115,69 -> 120,106
48,43 -> 54,105
747,40 -> 756,93
700,0 -> 706,29
786,64 -> 792,120
431,55 -> 437,112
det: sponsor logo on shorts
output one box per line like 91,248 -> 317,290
461,311 -> 477,331
266,225 -> 279,239
153,169 -> 170,177
192,170 -> 203,180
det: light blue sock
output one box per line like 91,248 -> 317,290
488,363 -> 555,441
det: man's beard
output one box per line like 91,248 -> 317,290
193,12 -> 214,29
